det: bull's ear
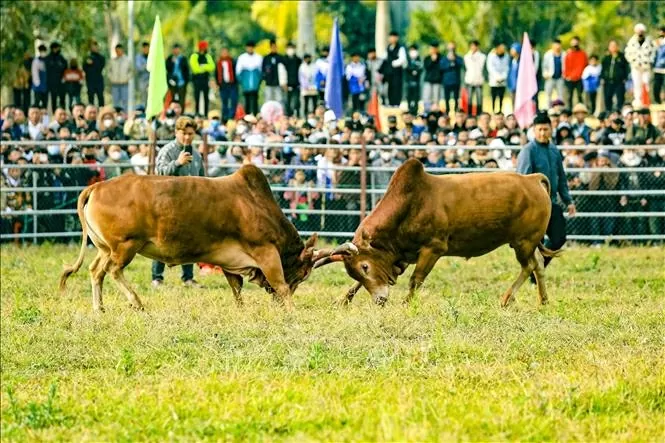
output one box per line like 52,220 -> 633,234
300,234 -> 318,262
305,233 -> 318,249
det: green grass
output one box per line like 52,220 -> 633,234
1,244 -> 664,441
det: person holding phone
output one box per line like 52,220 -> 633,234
152,116 -> 205,288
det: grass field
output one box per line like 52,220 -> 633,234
1,244 -> 664,441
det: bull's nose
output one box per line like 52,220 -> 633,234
375,296 -> 388,307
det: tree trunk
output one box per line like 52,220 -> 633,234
375,0 -> 390,59
297,0 -> 316,58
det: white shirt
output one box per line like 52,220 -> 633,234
235,52 -> 263,74
464,50 -> 487,86
131,153 -> 149,175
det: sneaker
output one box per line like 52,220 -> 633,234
183,279 -> 204,289
151,279 -> 163,288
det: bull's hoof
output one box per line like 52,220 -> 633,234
334,297 -> 351,307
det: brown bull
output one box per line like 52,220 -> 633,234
315,159 -> 559,306
59,164 -> 355,311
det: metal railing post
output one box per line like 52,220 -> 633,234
32,170 -> 38,245
360,135 -> 367,221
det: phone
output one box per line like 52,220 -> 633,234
184,145 -> 193,155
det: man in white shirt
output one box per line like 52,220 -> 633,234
109,44 -> 131,111
464,40 -> 487,116
27,107 -> 45,141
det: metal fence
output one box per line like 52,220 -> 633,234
2,140 -> 664,244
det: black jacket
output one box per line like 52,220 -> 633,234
406,58 -> 423,87
262,53 -> 282,86
83,52 -> 106,86
601,52 -> 629,84
423,54 -> 442,83
46,52 -> 68,87
165,55 -> 190,86
282,55 -> 301,87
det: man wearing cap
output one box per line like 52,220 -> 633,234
108,44 -> 130,111
83,40 -> 106,106
383,31 -> 407,107
152,116 -> 205,288
601,40 -> 630,112
571,103 -> 591,143
625,23 -> 658,108
166,43 -> 189,107
516,112 -> 575,272
45,42 -> 68,112
189,41 -> 216,116
236,41 -> 263,116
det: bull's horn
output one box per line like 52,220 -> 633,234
313,254 -> 345,269
312,242 -> 358,261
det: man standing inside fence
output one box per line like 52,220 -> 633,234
151,116 -> 205,288
516,112 -> 576,276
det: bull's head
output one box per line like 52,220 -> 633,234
314,237 -> 406,306
284,234 -> 359,293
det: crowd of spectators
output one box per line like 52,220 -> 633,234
2,24 -> 665,243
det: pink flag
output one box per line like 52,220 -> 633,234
514,32 -> 538,129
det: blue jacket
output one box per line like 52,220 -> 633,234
238,68 -> 261,92
516,140 -> 573,205
508,58 -> 519,92
440,55 -> 463,86
655,43 -> 665,70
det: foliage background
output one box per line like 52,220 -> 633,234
1,0 -> 663,85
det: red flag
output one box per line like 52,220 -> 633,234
234,103 -> 246,120
161,89 -> 173,120
642,84 -> 650,107
460,87 -> 469,113
368,90 -> 382,132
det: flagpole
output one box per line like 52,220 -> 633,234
127,0 -> 135,113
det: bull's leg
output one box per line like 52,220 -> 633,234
223,271 -> 244,306
533,249 -> 548,305
338,282 -> 362,306
89,251 -> 108,312
405,248 -> 440,304
106,241 -> 144,310
501,245 -> 538,307
253,246 -> 293,311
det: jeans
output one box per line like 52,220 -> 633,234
48,86 -> 66,112
603,81 -> 625,112
87,83 -> 105,106
565,79 -> 583,108
264,85 -> 283,103
243,91 -> 259,116
654,72 -> 664,104
302,94 -> 317,116
351,93 -> 366,113
422,82 -> 441,110
193,80 -> 210,116
285,86 -> 300,117
169,84 -> 187,106
220,84 -> 238,121
467,84 -> 483,115
111,83 -> 128,111
544,78 -> 565,107
586,91 -> 598,115
152,261 -> 194,282
443,84 -> 460,112
490,86 -> 505,113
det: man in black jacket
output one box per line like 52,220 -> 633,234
262,39 -> 283,104
46,42 -> 68,112
165,43 -> 190,107
601,40 -> 630,112
382,31 -> 407,107
423,42 -> 442,111
405,45 -> 423,116
83,40 -> 106,106
282,42 -> 301,117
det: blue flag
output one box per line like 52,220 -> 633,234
324,18 -> 344,119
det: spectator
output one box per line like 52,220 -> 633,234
372,147 -> 401,188
365,48 -> 384,103
13,52 -> 32,114
97,106 -> 123,140
464,40 -> 486,116
135,42 -> 150,105
189,41 -> 215,116
153,116 -> 204,288
27,106 -> 46,141
626,108 -> 659,145
236,41 -> 263,116
1,161 -> 31,243
542,39 -> 565,108
625,23 -> 658,108
109,44 -> 130,111
588,150 -> 619,245
383,31 -> 407,107
487,43 -> 509,113
32,44 -> 48,109
346,52 -> 368,113
165,43 -> 189,107
48,107 -> 69,132
601,40 -> 630,112
283,169 -> 319,231
563,36 -> 588,108
131,142 -> 150,175
423,41 -> 442,111
156,109 -> 177,140
83,40 -> 105,106
102,144 -> 130,179
123,105 -> 150,140
63,58 -> 84,108
262,39 -> 283,104
441,42 -> 464,113
299,54 -> 318,116
507,43 -> 521,105
654,26 -> 665,104
215,46 -> 238,123
283,42 -> 301,117
582,55 -> 602,115
45,42 -> 68,112
405,46 -> 422,116
602,117 -> 626,146
618,147 -> 648,240
656,110 -> 665,134
314,46 -> 330,104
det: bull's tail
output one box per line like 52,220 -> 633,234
538,242 -> 562,258
538,174 -> 551,197
59,185 -> 94,292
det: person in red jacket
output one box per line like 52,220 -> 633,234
563,36 -> 588,108
216,47 -> 238,123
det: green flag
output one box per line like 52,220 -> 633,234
146,15 -> 168,120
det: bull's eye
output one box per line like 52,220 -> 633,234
361,263 -> 369,274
